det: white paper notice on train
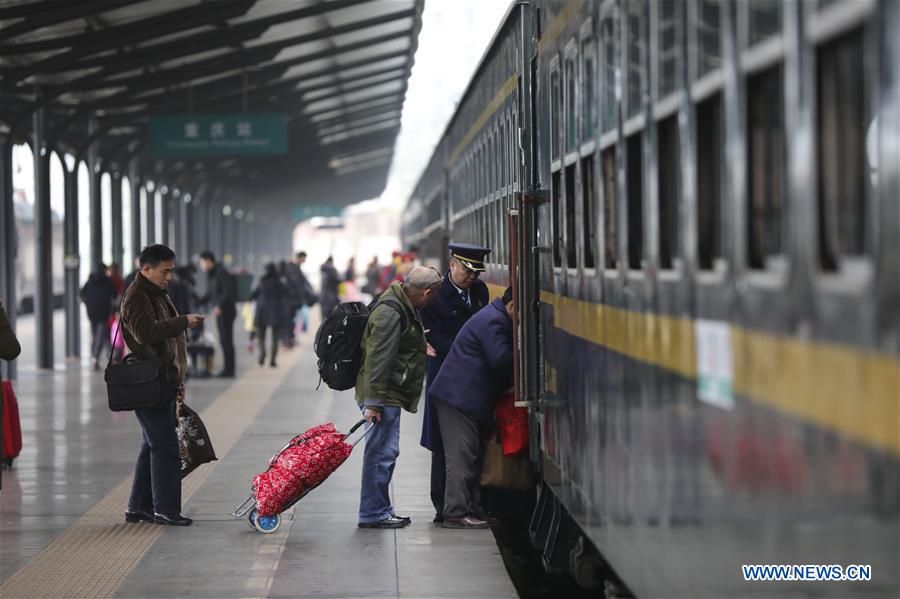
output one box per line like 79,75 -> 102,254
693,319 -> 735,410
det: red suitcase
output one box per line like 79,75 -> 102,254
2,380 -> 22,467
233,419 -> 370,533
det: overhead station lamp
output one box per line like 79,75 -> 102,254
146,180 -> 155,193
184,193 -> 192,204
234,209 -> 244,220
172,189 -> 181,199
159,185 -> 169,195
222,204 -> 232,217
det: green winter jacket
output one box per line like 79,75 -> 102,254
354,281 -> 427,413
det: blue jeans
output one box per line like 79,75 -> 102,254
358,405 -> 402,523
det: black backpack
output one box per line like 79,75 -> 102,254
314,298 -> 408,391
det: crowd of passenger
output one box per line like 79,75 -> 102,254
1,240 -> 521,531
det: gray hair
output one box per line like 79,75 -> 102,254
404,265 -> 442,290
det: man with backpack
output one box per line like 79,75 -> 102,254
355,266 -> 442,529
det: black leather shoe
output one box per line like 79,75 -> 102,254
358,516 -> 410,529
153,513 -> 193,526
432,513 -> 444,523
125,510 -> 154,523
442,516 -> 490,529
391,513 -> 411,523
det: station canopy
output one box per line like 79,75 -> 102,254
0,0 -> 423,212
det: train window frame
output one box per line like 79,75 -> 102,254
581,151 -> 598,272
810,16 -> 877,291
693,0 -> 723,81
625,131 -> 644,272
550,57 -> 562,164
564,161 -> 578,270
656,114 -> 681,272
743,0 -> 783,50
624,0 -> 646,121
695,91 -> 728,280
600,145 -> 620,275
499,119 -> 507,190
564,41 -> 578,154
744,67 -> 788,280
552,169 -> 562,270
601,11 -> 619,135
580,19 -> 597,146
653,0 -> 681,105
506,112 -> 514,192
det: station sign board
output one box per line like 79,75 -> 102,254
291,204 -> 344,222
149,113 -> 287,157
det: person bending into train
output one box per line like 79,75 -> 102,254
428,286 -> 514,529
419,243 -> 491,523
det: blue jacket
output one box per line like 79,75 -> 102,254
428,298 -> 513,428
419,272 -> 489,448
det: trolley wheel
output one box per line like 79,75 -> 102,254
248,507 -> 280,534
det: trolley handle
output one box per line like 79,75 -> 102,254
345,418 -> 376,448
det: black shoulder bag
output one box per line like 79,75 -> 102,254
105,319 -> 176,411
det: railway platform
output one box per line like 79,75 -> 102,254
0,313 -> 517,598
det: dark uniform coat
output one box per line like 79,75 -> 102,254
428,298 -> 513,427
418,272 -> 489,450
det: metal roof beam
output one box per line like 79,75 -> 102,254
0,0 -> 254,57
88,46 -> 408,113
0,0 -> 147,42
88,27 -> 411,110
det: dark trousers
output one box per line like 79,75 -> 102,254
257,325 -> 281,364
216,306 -> 236,375
425,397 -> 446,517
128,399 -> 181,515
434,397 -> 484,519
90,320 -> 110,362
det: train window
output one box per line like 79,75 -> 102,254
657,115 -> 680,269
748,0 -> 781,46
626,1 -> 645,118
602,147 -> 618,269
747,64 -> 786,269
696,0 -> 722,78
489,133 -> 496,193
657,0 -> 679,99
582,38 -> 596,140
602,16 -> 618,133
565,54 -> 577,152
816,28 -> 870,271
582,154 -> 597,268
565,163 -> 577,268
479,144 -> 485,198
626,133 -> 643,270
552,170 -> 562,267
696,93 -> 724,270
551,65 -> 561,160
499,199 -> 506,264
500,121 -> 507,186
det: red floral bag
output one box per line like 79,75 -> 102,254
495,391 -> 528,456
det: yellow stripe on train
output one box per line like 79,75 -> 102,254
487,284 -> 899,457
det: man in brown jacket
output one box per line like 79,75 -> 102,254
120,244 -> 204,526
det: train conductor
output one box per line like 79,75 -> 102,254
419,242 -> 491,523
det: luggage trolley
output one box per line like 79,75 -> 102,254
232,419 -> 372,533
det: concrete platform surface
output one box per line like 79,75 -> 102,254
1,312 -> 517,599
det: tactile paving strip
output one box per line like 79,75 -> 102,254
0,348 -> 303,599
